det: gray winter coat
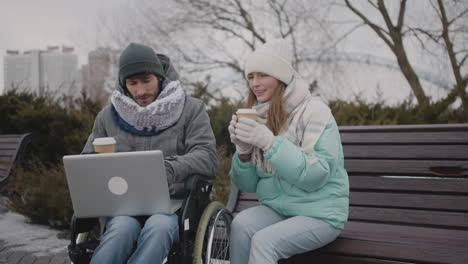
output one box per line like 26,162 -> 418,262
82,55 -> 219,192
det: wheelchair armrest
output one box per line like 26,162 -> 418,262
71,216 -> 99,236
188,175 -> 212,193
179,175 -> 212,226
171,174 -> 212,199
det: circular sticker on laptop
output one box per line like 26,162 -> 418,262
108,177 -> 128,195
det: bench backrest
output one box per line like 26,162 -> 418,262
0,133 -> 32,183
227,124 -> 468,229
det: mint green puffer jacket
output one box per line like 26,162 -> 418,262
230,116 -> 349,229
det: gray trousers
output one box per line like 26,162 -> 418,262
230,205 -> 341,264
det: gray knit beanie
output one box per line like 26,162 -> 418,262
118,43 -> 165,86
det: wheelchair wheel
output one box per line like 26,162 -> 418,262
193,201 -> 232,264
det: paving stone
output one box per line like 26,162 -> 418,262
33,256 -> 50,264
19,255 -> 36,264
0,240 -> 68,264
0,250 -> 14,263
7,251 -> 27,264
0,241 -> 6,253
49,252 -> 67,264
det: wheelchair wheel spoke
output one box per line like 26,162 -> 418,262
206,210 -> 231,264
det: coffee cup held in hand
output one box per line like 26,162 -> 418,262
93,137 -> 116,153
236,108 -> 257,121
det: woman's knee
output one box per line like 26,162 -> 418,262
231,208 -> 261,243
231,210 -> 250,235
250,230 -> 280,261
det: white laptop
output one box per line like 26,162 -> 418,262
63,150 -> 183,218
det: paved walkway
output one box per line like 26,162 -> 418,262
0,196 -> 69,264
0,241 -> 68,264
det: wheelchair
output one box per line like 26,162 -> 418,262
68,175 -> 233,264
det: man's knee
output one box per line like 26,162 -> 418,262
143,214 -> 178,237
105,216 -> 141,240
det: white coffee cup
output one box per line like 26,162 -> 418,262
92,137 -> 116,153
236,108 -> 257,121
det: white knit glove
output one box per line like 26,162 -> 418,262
235,118 -> 275,152
228,115 -> 253,154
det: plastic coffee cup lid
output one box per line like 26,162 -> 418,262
93,137 -> 116,145
236,108 -> 256,114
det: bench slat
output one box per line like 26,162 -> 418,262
341,131 -> 468,144
234,200 -> 259,213
0,168 -> 6,181
343,144 -> 468,160
0,143 -> 23,150
349,206 -> 468,228
342,221 -> 468,247
0,133 -> 31,183
234,197 -> 468,227
283,253 -> 418,264
350,176 -> 468,194
0,157 -> 11,163
0,163 -> 11,171
345,159 -> 468,176
318,236 -> 466,264
339,123 -> 468,132
0,137 -> 23,143
0,149 -> 16,157
350,192 -> 468,211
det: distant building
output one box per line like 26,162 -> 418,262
81,47 -> 120,105
3,46 -> 79,98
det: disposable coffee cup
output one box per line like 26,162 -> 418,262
93,137 -> 116,153
236,108 -> 257,121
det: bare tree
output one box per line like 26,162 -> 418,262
110,0 -> 336,94
344,0 -> 429,106
408,0 -> 468,108
91,0 -> 343,101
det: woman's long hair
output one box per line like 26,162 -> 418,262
246,82 -> 288,135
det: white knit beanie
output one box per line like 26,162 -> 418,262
244,38 -> 295,85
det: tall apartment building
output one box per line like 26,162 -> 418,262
3,46 -> 79,98
80,47 -> 119,105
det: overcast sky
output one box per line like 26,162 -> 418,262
0,0 -> 128,93
0,0 -> 460,102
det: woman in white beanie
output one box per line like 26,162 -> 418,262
228,39 -> 349,263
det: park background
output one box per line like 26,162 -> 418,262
0,0 -> 466,246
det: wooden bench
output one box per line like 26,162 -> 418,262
0,133 -> 32,183
226,124 -> 468,264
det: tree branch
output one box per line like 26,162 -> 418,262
345,0 -> 394,49
448,7 -> 468,25
437,0 -> 466,103
396,0 -> 407,30
459,53 -> 468,67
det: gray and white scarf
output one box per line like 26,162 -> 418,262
251,76 -> 332,173
111,80 -> 186,134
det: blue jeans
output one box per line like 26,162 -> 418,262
230,205 -> 341,264
90,214 -> 179,264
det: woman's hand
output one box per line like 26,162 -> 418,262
235,118 -> 275,152
228,115 -> 253,154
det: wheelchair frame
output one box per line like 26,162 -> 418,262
68,175 -> 232,264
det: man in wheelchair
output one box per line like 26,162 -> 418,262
75,42 -> 219,264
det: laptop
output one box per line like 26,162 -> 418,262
63,150 -> 183,218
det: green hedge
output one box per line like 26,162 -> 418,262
1,89 -> 465,229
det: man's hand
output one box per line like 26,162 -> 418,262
235,118 -> 275,152
228,115 -> 253,155
165,161 -> 174,185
